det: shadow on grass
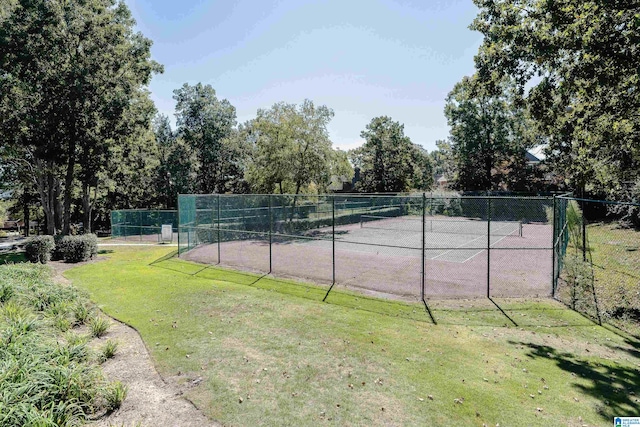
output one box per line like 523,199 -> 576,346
150,258 -> 435,323
0,252 -> 26,265
513,341 -> 640,421
98,249 -> 114,255
147,257 -> 604,329
149,250 -> 179,266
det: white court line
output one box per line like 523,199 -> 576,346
430,233 -> 486,260
429,222 -> 518,262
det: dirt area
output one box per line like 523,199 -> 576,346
50,259 -> 219,427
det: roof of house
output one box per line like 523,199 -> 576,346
527,145 -> 547,162
525,151 -> 540,162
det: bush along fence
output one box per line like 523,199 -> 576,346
553,196 -> 640,333
110,209 -> 178,242
176,194 -> 555,302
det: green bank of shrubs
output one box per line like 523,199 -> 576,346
26,234 -> 98,264
0,263 -> 120,426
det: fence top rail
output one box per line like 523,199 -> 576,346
557,196 -> 640,207
178,193 -> 555,200
111,209 -> 177,212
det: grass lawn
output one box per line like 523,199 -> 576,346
587,223 -> 640,327
66,246 -> 640,426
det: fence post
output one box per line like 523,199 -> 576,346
421,192 -> 426,301
332,196 -> 336,286
582,204 -> 587,262
217,194 -> 221,264
269,194 -> 273,274
487,198 -> 491,299
551,196 -> 557,297
139,210 -> 142,242
177,197 -> 181,257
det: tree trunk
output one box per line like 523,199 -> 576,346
82,184 -> 98,233
54,178 -> 63,233
82,183 -> 92,234
34,160 -> 55,235
62,140 -> 76,234
23,202 -> 30,237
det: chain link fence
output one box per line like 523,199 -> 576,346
177,194 -> 554,301
111,209 -> 178,242
553,196 -> 640,332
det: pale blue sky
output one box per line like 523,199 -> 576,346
127,0 -> 482,152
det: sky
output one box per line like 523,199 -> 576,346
127,0 -> 483,152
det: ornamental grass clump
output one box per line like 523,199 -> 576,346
0,263 -> 126,426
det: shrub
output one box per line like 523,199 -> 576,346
57,234 -> 98,263
24,236 -> 55,264
51,234 -> 66,261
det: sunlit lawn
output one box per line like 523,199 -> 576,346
588,223 -> 640,331
65,246 -> 640,426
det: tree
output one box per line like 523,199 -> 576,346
173,83 -> 237,194
0,0 -> 162,234
351,116 -> 431,193
217,123 -> 253,194
246,100 -> 338,194
470,0 -> 640,196
444,75 -> 535,191
409,144 -> 434,191
430,140 -> 456,180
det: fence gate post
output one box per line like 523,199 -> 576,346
177,197 -> 181,257
487,198 -> 491,299
421,192 -> 426,301
332,196 -> 336,285
268,195 -> 272,274
582,205 -> 587,262
217,194 -> 221,264
551,196 -> 557,297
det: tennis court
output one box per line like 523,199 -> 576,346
180,194 -> 554,301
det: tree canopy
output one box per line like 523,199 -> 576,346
470,0 -> 640,196
350,117 -> 432,193
0,0 -> 161,233
246,100 -> 349,194
444,75 -> 539,191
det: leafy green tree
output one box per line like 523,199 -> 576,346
246,100 -> 337,194
470,0 -> 640,196
325,148 -> 354,192
218,123 -> 253,194
0,0 -> 162,234
173,83 -> 237,194
444,75 -> 535,191
430,140 -> 456,181
410,144 -> 433,191
351,116 -> 431,193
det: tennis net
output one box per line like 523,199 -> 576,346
360,215 -> 522,237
